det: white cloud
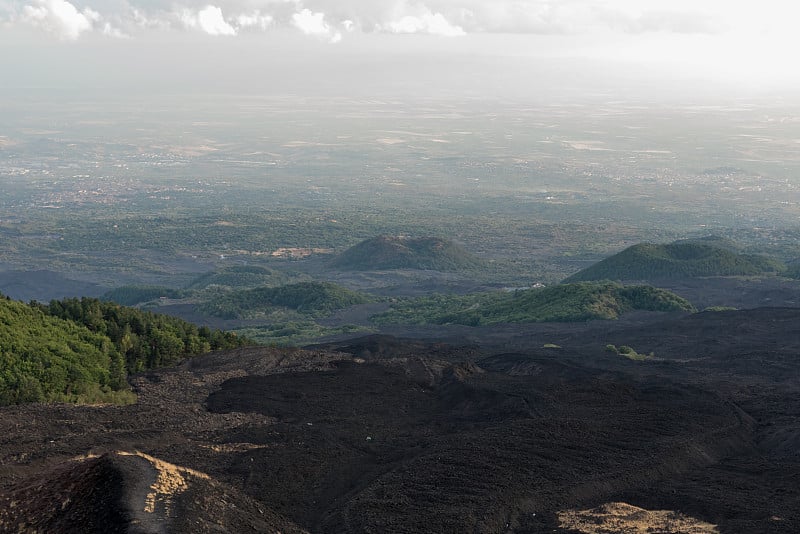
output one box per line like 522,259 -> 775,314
4,0 -> 800,59
21,0 -> 95,40
291,8 -> 327,35
383,10 -> 465,37
292,8 -> 341,43
197,5 -> 237,36
3,1 -> 744,41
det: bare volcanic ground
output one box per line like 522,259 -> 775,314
1,308 -> 799,533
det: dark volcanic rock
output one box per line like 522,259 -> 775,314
0,451 -> 307,534
0,454 -> 130,534
1,308 -> 799,533
206,355 -> 752,532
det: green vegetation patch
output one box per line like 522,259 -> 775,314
330,235 -> 483,271
565,241 -> 785,282
0,296 -> 127,405
372,282 -> 695,326
201,281 -> 374,320
703,306 -> 738,312
0,294 -> 249,406
37,297 -> 248,374
606,344 -> 654,361
186,265 -> 301,290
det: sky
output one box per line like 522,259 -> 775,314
1,0 -> 799,100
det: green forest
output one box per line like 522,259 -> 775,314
201,281 -> 373,319
0,294 -> 248,406
372,282 -> 695,326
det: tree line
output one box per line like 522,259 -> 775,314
0,294 -> 249,406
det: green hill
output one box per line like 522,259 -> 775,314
372,282 -> 695,326
565,242 -> 784,282
102,267 -> 305,307
186,265 -> 297,290
330,236 -> 482,271
0,295 -> 248,406
201,281 -> 373,319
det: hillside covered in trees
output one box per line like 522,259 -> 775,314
372,281 -> 695,326
186,265 -> 300,290
100,266 -> 307,307
565,241 -> 784,282
201,281 -> 373,319
330,236 -> 483,271
0,295 -> 248,406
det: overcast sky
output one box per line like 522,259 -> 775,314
1,0 -> 798,100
